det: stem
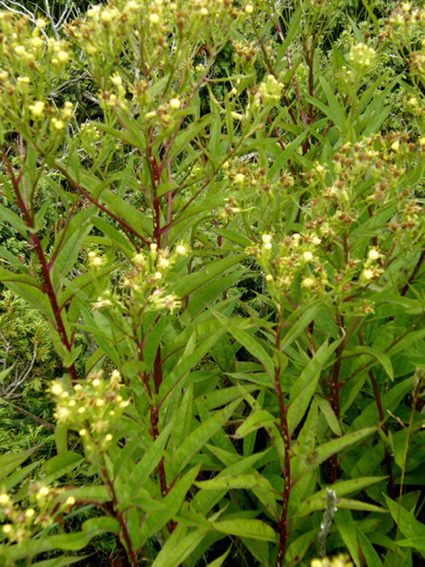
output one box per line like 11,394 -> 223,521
400,250 -> 425,296
101,458 -> 138,567
1,149 -> 78,383
367,369 -> 395,499
275,313 -> 291,567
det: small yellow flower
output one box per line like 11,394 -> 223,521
303,251 -> 313,262
149,13 -> 160,24
105,434 -> 113,442
51,382 -> 63,396
14,45 -> 26,56
2,524 -> 12,534
368,249 -> 381,261
302,277 -> 315,289
169,97 -> 181,110
234,173 -> 245,184
66,496 -> 76,506
362,269 -> 374,280
111,73 -> 123,87
57,50 -> 70,63
52,118 -> 65,130
79,429 -> 87,437
92,378 -> 101,388
25,508 -> 35,519
111,370 -> 121,381
29,100 -> 45,119
244,4 -> 254,14
0,492 -> 10,504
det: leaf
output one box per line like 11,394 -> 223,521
296,427 -> 377,480
31,556 -> 90,567
357,528 -> 384,567
173,401 -> 239,475
213,519 -> 277,542
385,495 -> 425,558
169,254 -> 247,299
317,396 -> 343,436
345,346 -> 393,380
295,477 -> 387,518
334,509 -> 360,566
204,547 -> 231,567
151,525 -> 208,567
138,466 -> 201,546
213,312 -> 274,377
42,452 -> 84,484
127,420 -> 174,498
159,327 -> 227,399
0,203 -> 29,236
1,461 -> 41,491
234,410 -> 276,439
48,517 -> 120,551
0,445 -> 41,483
288,339 -> 342,435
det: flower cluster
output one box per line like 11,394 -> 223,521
0,485 -> 75,544
348,43 -> 376,70
0,13 -> 74,134
50,370 -> 128,452
311,555 -> 353,567
119,243 -> 190,314
253,74 -> 283,107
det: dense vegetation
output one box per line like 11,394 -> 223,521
1,0 -> 425,566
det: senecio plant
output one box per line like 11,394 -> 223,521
1,0 -> 425,565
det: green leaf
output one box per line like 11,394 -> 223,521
0,203 -> 29,237
295,477 -> 387,518
127,420 -> 174,498
346,346 -> 393,380
173,401 -> 239,475
138,466 -> 201,546
204,547 -> 231,567
151,525 -> 208,567
42,452 -> 84,484
234,410 -> 276,439
385,495 -> 425,558
1,461 -> 41,491
213,312 -> 274,377
334,509 -> 360,566
31,556 -> 90,567
357,528 -> 384,567
48,517 -> 120,551
169,254 -> 247,299
0,445 -> 41,483
296,427 -> 377,480
288,339 -> 342,435
213,519 -> 277,542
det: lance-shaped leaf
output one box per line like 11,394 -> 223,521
173,400 -> 240,475
213,519 -> 277,542
294,427 -> 377,480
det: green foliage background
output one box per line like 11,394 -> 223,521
0,1 -> 425,566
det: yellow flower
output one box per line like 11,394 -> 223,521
169,97 -> 181,110
149,13 -> 160,24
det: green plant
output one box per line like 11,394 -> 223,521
0,1 -> 425,566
